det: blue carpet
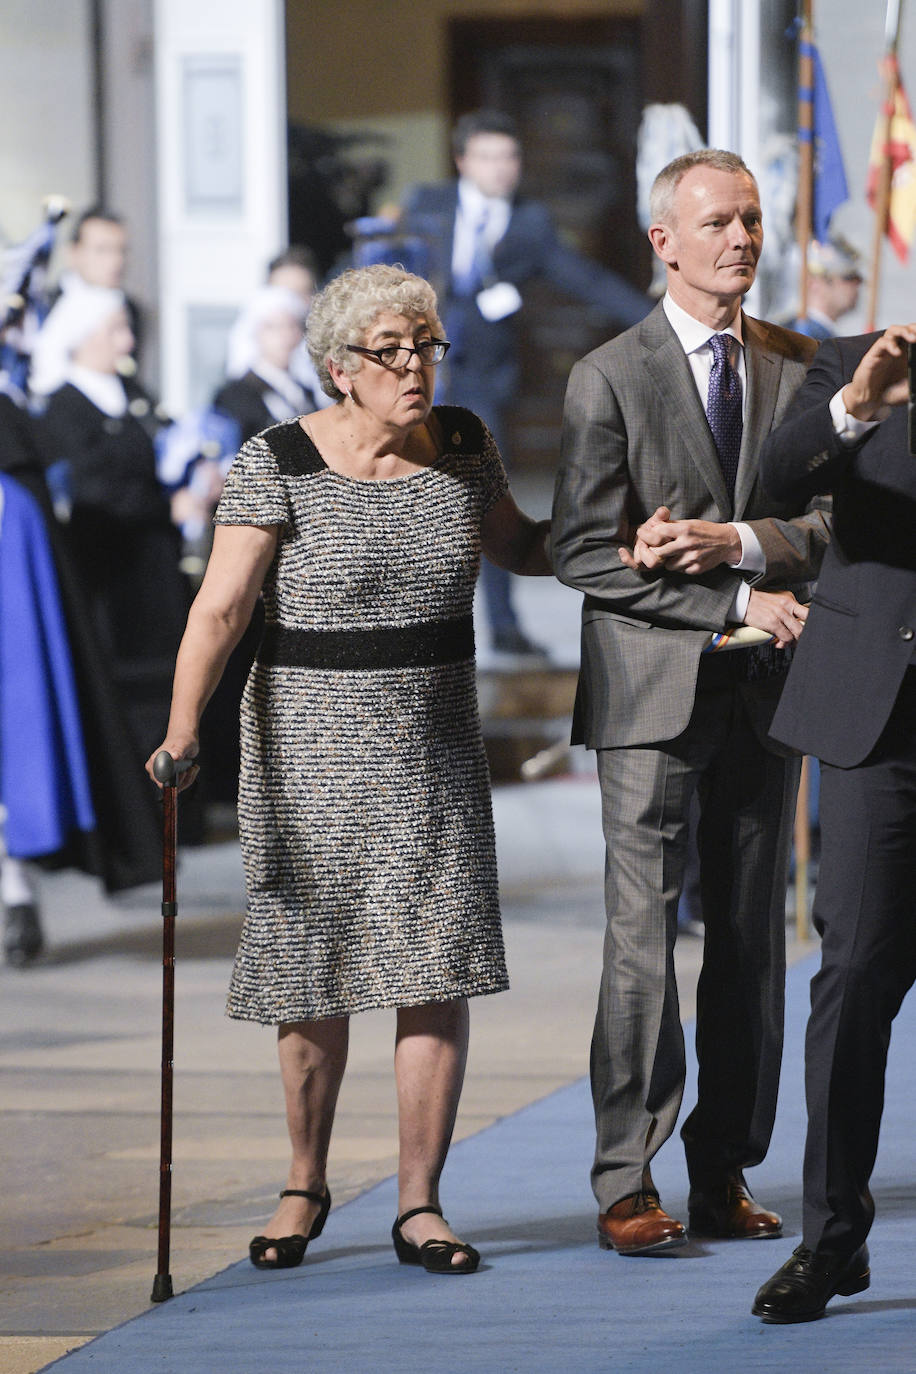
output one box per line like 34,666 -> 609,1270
46,953 -> 916,1372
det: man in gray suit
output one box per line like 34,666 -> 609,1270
552,149 -> 828,1256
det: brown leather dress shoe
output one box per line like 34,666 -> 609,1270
598,1191 -> 688,1256
688,1172 -> 782,1239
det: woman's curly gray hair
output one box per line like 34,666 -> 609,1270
306,263 -> 444,400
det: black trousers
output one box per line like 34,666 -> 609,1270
802,667 -> 916,1258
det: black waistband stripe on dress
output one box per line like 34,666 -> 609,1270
257,616 -> 475,670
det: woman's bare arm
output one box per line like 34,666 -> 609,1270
481,492 -> 551,576
145,523 -> 279,787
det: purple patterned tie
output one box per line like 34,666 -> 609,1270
706,333 -> 742,502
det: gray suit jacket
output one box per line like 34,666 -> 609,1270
552,301 -> 827,748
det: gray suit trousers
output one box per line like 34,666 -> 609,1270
591,671 -> 800,1211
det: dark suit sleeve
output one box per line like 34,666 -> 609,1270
512,203 -> 650,327
400,184 -> 456,294
759,337 -> 866,505
401,183 -> 431,217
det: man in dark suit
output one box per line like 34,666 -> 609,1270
552,149 -> 828,1256
403,109 -> 649,656
752,324 -> 916,1323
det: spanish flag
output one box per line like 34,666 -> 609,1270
866,55 -> 916,262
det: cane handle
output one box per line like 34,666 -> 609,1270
152,751 -> 194,785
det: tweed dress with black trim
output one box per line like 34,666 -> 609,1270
214,407 -> 509,1023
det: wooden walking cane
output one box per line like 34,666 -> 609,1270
150,750 -> 192,1303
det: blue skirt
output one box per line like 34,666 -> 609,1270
0,473 -> 95,857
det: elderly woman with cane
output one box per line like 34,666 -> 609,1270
148,263 -> 550,1275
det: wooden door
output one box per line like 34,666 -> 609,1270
448,9 -> 707,470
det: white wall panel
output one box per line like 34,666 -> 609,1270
154,0 -> 287,412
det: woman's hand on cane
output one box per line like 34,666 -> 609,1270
145,736 -> 200,792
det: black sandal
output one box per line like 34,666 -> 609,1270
392,1205 -> 480,1275
249,1187 -> 331,1269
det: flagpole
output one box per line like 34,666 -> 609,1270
794,0 -> 815,942
867,0 -> 904,329
796,0 -> 815,324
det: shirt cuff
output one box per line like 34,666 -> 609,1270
729,579 -> 751,623
727,522 -> 765,572
829,387 -> 886,442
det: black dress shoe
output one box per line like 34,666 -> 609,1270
3,903 -> 44,967
752,1243 -> 870,1323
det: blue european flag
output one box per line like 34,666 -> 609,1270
800,40 -> 849,240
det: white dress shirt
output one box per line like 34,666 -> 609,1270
663,294 -> 766,620
452,179 -> 511,284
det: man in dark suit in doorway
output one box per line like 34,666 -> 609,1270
552,149 -> 828,1257
403,109 -> 649,657
752,323 -> 916,1323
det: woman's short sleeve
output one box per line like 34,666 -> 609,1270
213,434 -> 289,527
479,421 -> 510,515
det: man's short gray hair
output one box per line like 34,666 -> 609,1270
306,263 -> 444,401
649,149 -> 756,227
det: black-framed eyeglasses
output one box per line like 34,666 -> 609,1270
345,339 -> 450,369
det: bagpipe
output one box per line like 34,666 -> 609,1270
1,195 -> 70,392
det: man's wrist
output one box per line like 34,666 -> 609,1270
831,387 -> 885,439
841,382 -> 883,422
727,522 -> 765,572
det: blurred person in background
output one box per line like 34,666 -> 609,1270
266,246 -> 333,407
0,283 -> 161,964
214,285 -> 312,441
57,207 -> 144,365
225,246 -> 333,412
403,109 -> 650,659
789,237 -> 863,342
0,390 -> 95,966
30,285 -> 190,784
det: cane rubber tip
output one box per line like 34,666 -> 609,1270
151,1273 -> 173,1302
153,751 -> 177,784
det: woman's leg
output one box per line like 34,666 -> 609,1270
394,997 -> 471,1260
257,1015 -> 349,1259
